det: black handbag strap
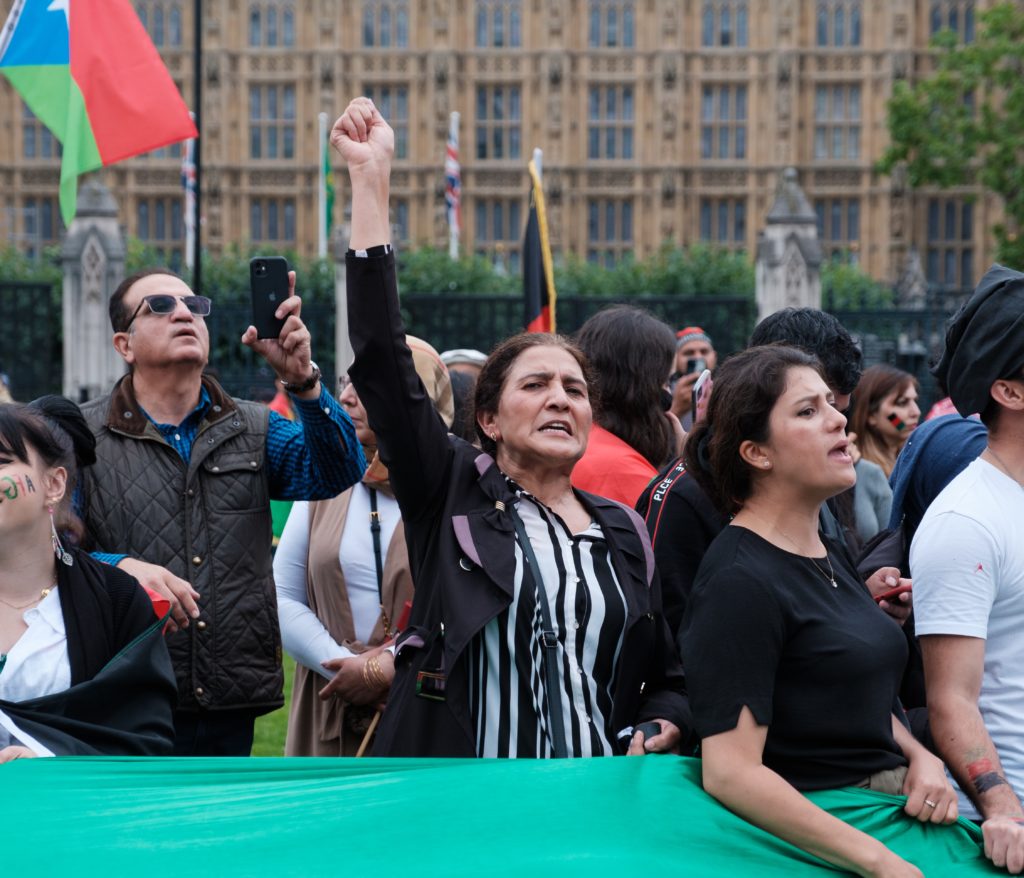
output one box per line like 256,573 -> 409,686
507,502 -> 568,759
369,487 -> 395,638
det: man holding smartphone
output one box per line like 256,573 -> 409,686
79,267 -> 366,755
910,265 -> 1024,873
669,326 -> 717,430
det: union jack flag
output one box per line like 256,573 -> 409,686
445,112 -> 461,258
181,114 -> 196,270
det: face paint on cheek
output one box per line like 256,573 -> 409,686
886,412 -> 907,432
0,474 -> 36,501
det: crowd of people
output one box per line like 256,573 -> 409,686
2,96 -> 1024,875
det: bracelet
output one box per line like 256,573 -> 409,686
366,654 -> 389,689
280,361 -> 321,394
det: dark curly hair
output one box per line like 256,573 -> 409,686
684,345 -> 824,516
749,307 -> 862,398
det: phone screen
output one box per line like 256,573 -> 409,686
691,369 -> 713,424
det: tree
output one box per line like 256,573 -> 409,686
878,2 -> 1024,268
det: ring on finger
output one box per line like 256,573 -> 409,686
924,799 -> 938,808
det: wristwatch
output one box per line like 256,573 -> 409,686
280,361 -> 321,394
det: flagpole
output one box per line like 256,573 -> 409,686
318,112 -> 328,259
191,0 -> 202,293
532,147 -> 542,185
446,111 -> 460,261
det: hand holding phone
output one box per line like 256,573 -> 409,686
874,583 -> 912,604
250,256 -> 291,339
691,369 -> 713,424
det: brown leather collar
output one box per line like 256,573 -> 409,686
105,374 -> 239,435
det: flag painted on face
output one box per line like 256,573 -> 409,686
0,0 -> 198,225
523,159 -> 556,333
445,111 -> 461,260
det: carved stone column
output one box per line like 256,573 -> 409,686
755,168 -> 823,322
60,178 -> 127,402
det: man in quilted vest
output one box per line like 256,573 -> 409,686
80,268 -> 366,755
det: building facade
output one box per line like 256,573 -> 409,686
0,0 -> 998,289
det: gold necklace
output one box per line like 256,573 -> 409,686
0,586 -> 53,611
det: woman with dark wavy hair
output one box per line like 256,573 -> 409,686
679,344 -> 955,878
571,305 -> 679,506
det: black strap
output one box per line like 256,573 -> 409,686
368,487 -> 384,603
507,503 -> 568,759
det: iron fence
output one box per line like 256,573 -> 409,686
1,278 -> 970,413
824,287 -> 970,413
0,281 -> 62,402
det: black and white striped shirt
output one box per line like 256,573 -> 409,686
467,490 -> 628,757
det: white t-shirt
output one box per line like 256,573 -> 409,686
910,457 -> 1024,819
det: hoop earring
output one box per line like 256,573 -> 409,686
49,506 -> 74,567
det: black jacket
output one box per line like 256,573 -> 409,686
1,549 -> 176,755
347,253 -> 691,757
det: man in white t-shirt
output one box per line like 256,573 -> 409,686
911,263 -> 1024,874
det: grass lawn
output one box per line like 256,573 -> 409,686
252,653 -> 296,756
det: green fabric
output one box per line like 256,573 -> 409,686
270,499 -> 293,542
1,65 -> 102,224
0,756 -> 987,876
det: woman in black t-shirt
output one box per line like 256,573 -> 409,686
679,345 -> 956,878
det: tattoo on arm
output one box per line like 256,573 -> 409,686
968,757 -> 1010,796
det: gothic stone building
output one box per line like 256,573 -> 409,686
0,0 -> 997,290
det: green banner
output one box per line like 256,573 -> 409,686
1,756 -> 989,876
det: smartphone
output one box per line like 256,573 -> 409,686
249,256 -> 291,339
874,583 -> 912,603
686,356 -> 707,376
691,368 -> 713,423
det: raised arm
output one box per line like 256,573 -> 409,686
334,98 -> 454,522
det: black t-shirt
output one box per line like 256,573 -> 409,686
637,458 -> 848,639
680,525 -> 908,791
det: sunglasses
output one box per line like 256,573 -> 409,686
124,294 -> 212,330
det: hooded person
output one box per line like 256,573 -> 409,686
273,337 -> 453,756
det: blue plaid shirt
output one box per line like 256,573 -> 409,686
93,384 -> 365,565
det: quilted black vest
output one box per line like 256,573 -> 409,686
81,375 -> 283,714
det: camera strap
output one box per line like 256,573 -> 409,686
507,503 -> 568,759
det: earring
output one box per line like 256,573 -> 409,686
763,461 -> 771,469
49,506 -> 74,567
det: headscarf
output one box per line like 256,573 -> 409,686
932,264 -> 1024,417
361,335 -> 453,493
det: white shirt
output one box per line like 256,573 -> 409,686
911,457 -> 1024,819
274,486 -> 401,680
0,588 -> 69,757
0,588 -> 71,702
